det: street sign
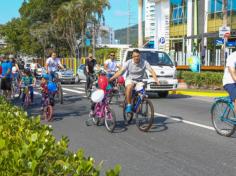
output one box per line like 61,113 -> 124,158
215,39 -> 224,46
219,26 -> 230,38
159,37 -> 165,44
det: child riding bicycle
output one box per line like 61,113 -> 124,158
20,69 -> 36,105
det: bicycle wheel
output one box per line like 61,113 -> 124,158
23,94 -> 30,109
123,99 -> 133,124
135,98 -> 154,132
211,100 -> 236,137
105,108 -> 116,132
58,83 -> 63,104
44,105 -> 53,121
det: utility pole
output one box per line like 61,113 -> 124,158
138,0 -> 143,48
222,0 -> 228,65
127,0 -> 130,45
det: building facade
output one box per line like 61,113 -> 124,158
151,0 -> 236,66
145,0 -> 156,40
96,25 -> 115,45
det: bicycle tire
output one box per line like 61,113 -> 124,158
23,94 -> 30,109
105,108 -> 116,132
136,98 -> 154,132
211,100 -> 236,137
123,99 -> 133,124
44,105 -> 53,122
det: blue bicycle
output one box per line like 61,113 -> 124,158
123,81 -> 154,132
211,96 -> 236,137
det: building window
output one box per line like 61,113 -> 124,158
172,6 -> 183,24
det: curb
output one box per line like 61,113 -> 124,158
169,90 -> 228,97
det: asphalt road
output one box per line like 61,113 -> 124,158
14,83 -> 236,176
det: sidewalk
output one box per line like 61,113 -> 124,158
169,83 -> 228,97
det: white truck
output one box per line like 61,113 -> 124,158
121,48 -> 178,98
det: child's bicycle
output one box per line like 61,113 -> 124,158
211,96 -> 236,137
42,92 -> 54,121
123,80 -> 154,132
21,84 -> 33,109
86,88 -> 116,133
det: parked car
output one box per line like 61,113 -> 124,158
56,65 -> 78,84
76,64 -> 86,83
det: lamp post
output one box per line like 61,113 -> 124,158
138,0 -> 143,48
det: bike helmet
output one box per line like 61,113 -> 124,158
98,75 -> 108,91
47,81 -> 57,92
117,76 -> 125,85
42,73 -> 49,80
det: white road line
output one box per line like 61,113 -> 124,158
63,88 -> 85,94
154,112 -> 215,131
75,87 -> 85,91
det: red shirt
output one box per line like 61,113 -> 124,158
40,83 -> 48,94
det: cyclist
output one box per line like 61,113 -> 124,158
109,49 -> 160,113
104,51 -> 121,78
84,53 -> 97,90
223,51 -> 236,112
20,69 -> 36,104
1,55 -> 13,100
45,52 -> 64,81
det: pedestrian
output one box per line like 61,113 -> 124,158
30,59 -> 38,77
1,55 -> 13,100
201,46 -> 206,66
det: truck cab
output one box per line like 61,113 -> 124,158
121,48 -> 178,98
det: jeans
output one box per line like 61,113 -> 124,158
48,71 -> 56,82
86,74 -> 94,90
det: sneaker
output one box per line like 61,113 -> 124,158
125,104 -> 132,113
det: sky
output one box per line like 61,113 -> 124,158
0,0 -> 139,30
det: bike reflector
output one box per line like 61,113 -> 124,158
91,89 -> 104,103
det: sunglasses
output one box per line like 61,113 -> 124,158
110,54 -> 115,56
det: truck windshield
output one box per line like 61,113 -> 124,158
126,51 -> 174,66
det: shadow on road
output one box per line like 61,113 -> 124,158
147,93 -> 192,99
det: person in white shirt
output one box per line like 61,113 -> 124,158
30,59 -> 38,77
223,51 -> 236,112
45,52 -> 64,81
104,51 -> 121,78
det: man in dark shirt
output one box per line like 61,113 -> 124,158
85,53 -> 97,90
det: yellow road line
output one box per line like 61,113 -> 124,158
169,91 -> 228,97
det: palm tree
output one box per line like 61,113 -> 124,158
138,0 -> 143,47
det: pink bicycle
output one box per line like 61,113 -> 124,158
86,88 -> 116,132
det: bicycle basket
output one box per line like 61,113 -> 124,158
91,89 -> 104,103
47,81 -> 57,92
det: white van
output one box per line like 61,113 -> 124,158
121,48 -> 178,98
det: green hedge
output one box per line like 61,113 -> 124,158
180,71 -> 223,89
0,97 -> 120,175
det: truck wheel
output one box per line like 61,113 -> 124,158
158,91 -> 169,98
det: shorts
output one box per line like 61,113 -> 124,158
125,79 -> 138,87
1,77 -> 12,91
224,83 -> 236,101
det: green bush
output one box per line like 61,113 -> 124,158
182,71 -> 223,89
0,97 -> 120,175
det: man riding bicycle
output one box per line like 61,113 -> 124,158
109,49 -> 160,113
85,53 -> 97,90
104,51 -> 121,78
45,52 -> 64,81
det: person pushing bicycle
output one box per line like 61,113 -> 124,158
109,49 -> 160,113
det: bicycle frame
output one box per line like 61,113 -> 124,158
132,87 -> 147,112
94,90 -> 112,118
214,97 -> 236,125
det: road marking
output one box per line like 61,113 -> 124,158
63,88 -> 85,94
75,87 -> 85,91
154,112 -> 215,131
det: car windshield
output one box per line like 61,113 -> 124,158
126,51 -> 174,66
